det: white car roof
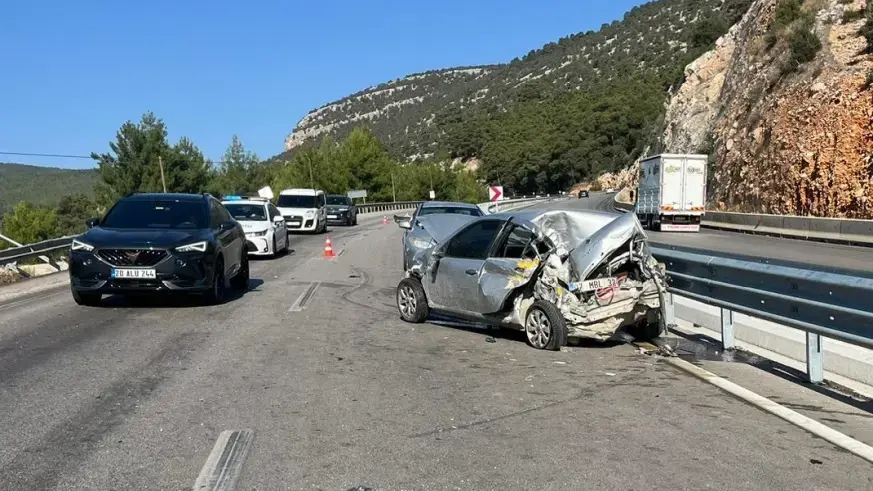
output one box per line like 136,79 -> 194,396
279,188 -> 322,196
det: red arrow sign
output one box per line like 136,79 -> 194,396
489,185 -> 503,202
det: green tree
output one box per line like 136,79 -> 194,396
210,135 -> 263,196
91,112 -> 211,207
1,201 -> 59,245
55,194 -> 98,236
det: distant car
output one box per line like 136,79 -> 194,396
393,201 -> 485,270
69,192 -> 252,306
605,187 -> 616,193
578,190 -> 589,198
221,195 -> 289,257
325,195 -> 358,226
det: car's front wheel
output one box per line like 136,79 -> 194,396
397,277 -> 429,323
524,300 -> 567,351
71,286 -> 101,306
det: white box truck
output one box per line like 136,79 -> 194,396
635,154 -> 707,232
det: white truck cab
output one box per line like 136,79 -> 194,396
277,188 -> 327,233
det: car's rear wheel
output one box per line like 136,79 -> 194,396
71,286 -> 101,306
630,308 -> 663,342
205,258 -> 226,305
524,300 -> 567,351
397,277 -> 429,323
231,252 -> 249,290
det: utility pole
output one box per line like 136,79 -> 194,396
391,172 -> 396,203
158,155 -> 167,193
308,159 -> 315,189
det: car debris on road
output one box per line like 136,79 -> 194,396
395,208 -> 668,350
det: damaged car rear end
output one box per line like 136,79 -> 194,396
395,209 -> 667,350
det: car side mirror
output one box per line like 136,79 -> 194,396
273,215 -> 284,224
394,214 -> 412,230
85,217 -> 100,229
219,220 -> 236,233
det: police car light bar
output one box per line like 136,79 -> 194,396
222,195 -> 269,202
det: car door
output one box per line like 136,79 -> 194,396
426,218 -> 507,313
212,200 -> 240,276
269,204 -> 287,246
478,223 -> 542,314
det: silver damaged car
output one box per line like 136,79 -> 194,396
394,209 -> 668,350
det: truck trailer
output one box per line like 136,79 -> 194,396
635,154 -> 707,232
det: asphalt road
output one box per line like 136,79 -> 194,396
1,208 -> 872,490
575,193 -> 873,273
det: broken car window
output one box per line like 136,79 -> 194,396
445,220 -> 504,260
497,225 -> 535,259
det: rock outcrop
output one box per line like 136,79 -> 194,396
662,0 -> 873,218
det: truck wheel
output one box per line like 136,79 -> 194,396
524,300 -> 567,351
397,277 -> 429,323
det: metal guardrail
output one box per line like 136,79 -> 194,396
652,245 -> 873,384
357,201 -> 424,214
0,236 -> 73,269
612,192 -> 873,246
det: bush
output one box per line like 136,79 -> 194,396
787,17 -> 822,68
861,8 -> 873,52
843,8 -> 866,23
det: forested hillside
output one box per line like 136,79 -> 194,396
280,0 -> 753,193
0,163 -> 97,215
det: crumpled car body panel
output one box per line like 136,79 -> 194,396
402,208 -> 666,340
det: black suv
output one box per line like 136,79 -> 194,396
69,193 -> 252,306
324,195 -> 358,226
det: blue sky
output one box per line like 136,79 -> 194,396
1,0 -> 645,169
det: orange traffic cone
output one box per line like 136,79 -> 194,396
382,216 -> 389,225
323,237 -> 335,258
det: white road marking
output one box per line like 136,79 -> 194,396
288,281 -> 320,312
645,344 -> 873,464
193,429 -> 255,491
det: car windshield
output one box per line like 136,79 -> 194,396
101,199 -> 207,229
278,195 -> 316,208
418,206 -> 483,217
326,196 -> 348,205
224,203 -> 267,221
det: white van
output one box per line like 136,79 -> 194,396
277,188 -> 328,233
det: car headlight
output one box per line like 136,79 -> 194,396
246,230 -> 268,237
409,237 -> 434,249
71,239 -> 94,252
305,210 -> 315,218
175,241 -> 208,253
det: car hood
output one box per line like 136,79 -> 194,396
81,228 -> 207,249
237,221 -> 271,233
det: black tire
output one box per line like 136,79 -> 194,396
231,252 -> 249,290
205,257 -> 226,305
524,300 -> 568,351
630,309 -> 664,342
397,277 -> 429,323
353,214 -> 358,226
281,233 -> 290,254
71,286 -> 101,306
271,235 -> 279,258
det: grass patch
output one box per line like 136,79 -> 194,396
767,0 -> 823,72
843,8 -> 866,23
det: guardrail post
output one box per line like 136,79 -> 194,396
720,308 -> 735,350
663,292 -> 676,329
806,332 -> 824,384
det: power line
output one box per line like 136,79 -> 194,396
0,151 -> 93,160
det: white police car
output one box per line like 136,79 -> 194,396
221,196 -> 289,257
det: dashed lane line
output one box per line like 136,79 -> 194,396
193,429 -> 255,491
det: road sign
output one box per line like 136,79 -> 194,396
258,186 -> 274,200
489,185 -> 504,202
429,190 -> 435,200
348,189 -> 368,199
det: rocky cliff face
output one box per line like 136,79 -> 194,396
662,0 -> 873,218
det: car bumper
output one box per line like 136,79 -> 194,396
69,250 -> 215,294
245,236 -> 274,255
284,216 -> 318,232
